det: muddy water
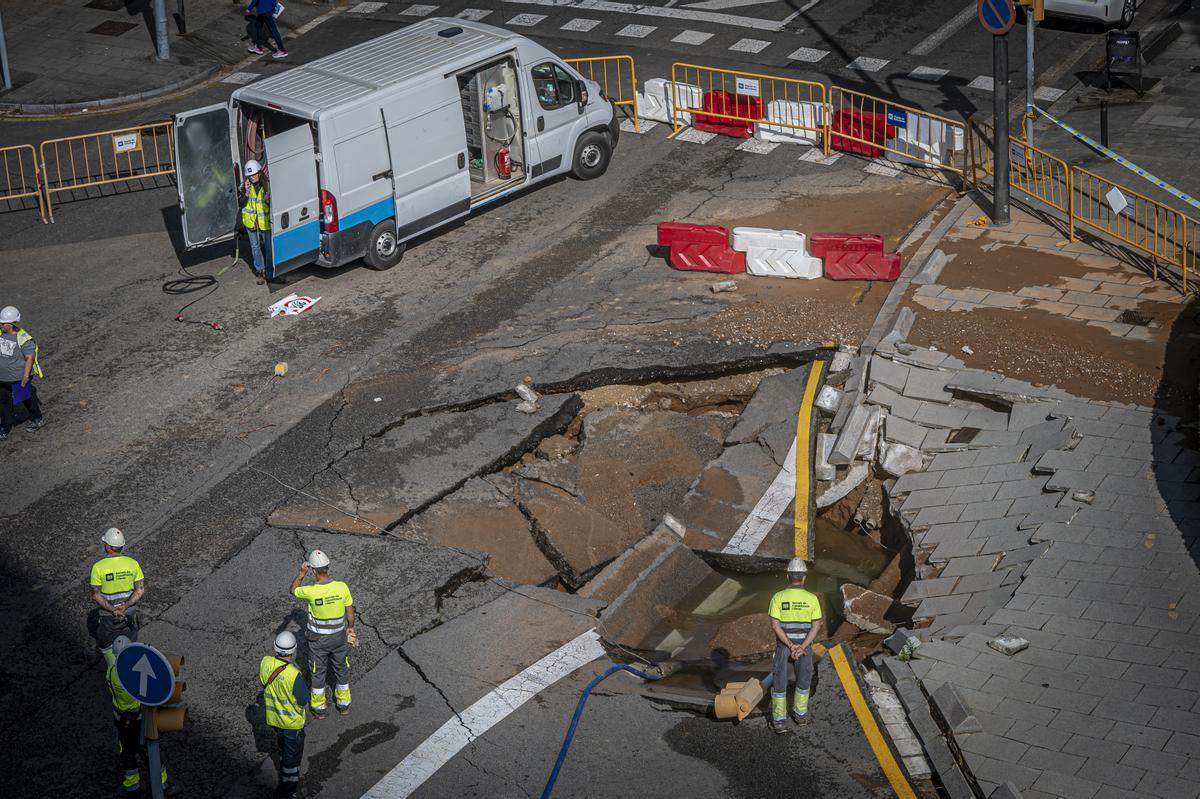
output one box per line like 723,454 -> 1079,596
630,517 -> 895,697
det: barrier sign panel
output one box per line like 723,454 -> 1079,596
1107,31 -> 1139,64
886,108 -> 907,129
113,132 -> 141,154
735,77 -> 759,97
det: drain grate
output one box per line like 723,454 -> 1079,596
1117,309 -> 1153,327
88,20 -> 138,36
85,0 -> 127,10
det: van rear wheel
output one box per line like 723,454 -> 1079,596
572,131 -> 612,180
364,222 -> 405,271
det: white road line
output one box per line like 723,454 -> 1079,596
508,12 -> 547,25
561,17 -> 600,30
908,65 -> 949,82
968,75 -> 994,91
361,629 -> 606,799
684,0 -> 778,9
676,128 -> 718,144
402,4 -> 439,15
721,438 -> 796,556
789,46 -> 829,63
737,138 -> 779,154
617,23 -> 657,36
456,8 -> 493,20
503,0 -> 791,32
348,1 -> 386,13
847,56 -> 889,72
1035,86 -> 1065,102
673,29 -> 714,44
908,2 -> 976,56
729,37 -> 770,53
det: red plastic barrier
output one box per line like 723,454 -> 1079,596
823,250 -> 902,281
829,109 -> 895,157
655,222 -> 746,274
808,233 -> 884,259
694,91 -> 764,139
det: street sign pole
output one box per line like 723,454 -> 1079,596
0,12 -> 12,91
1026,15 -> 1035,147
994,33 -> 1010,225
153,0 -> 170,60
143,712 -> 165,799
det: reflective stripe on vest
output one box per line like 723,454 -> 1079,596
107,664 -> 141,716
242,184 -> 270,231
260,656 -> 305,730
15,330 -> 42,379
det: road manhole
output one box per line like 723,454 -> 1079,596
85,0 -> 127,10
88,20 -> 138,36
1117,309 -> 1153,327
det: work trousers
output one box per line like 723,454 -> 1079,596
115,712 -> 168,794
246,228 -> 269,275
254,14 -> 285,51
96,612 -> 139,668
307,631 -> 351,709
274,727 -> 305,798
0,380 -> 41,432
771,642 -> 814,696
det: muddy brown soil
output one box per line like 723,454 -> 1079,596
936,239 -> 1100,292
907,304 -> 1197,417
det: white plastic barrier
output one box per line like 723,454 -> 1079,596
731,227 -> 823,279
638,78 -> 702,126
884,111 -> 964,166
755,100 -> 825,145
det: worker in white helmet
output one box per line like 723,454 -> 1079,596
766,558 -> 823,732
240,159 -> 280,285
260,630 -> 310,798
107,636 -> 177,796
290,549 -> 357,719
0,305 -> 44,441
89,527 -> 145,667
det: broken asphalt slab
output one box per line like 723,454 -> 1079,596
269,393 -> 582,534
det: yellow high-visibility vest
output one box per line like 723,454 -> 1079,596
106,664 -> 141,716
242,183 -> 270,231
15,330 -> 42,379
260,656 -> 306,731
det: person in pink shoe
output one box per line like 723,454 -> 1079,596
246,0 -> 288,58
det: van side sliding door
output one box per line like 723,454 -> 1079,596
381,79 -> 471,241
264,124 -> 322,278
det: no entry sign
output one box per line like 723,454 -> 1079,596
978,0 -> 1016,35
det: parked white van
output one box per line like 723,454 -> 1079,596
173,17 -> 620,277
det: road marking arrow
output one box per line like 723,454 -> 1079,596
133,655 -> 154,697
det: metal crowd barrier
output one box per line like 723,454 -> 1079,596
0,144 -> 47,223
669,62 -> 827,141
39,120 -> 176,222
566,55 -> 640,132
827,86 -> 966,175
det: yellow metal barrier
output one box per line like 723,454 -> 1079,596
827,87 -> 966,175
40,120 -> 175,223
566,55 -> 640,132
0,144 -> 47,223
668,62 -> 826,141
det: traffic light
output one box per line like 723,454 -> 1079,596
145,654 -> 188,739
1018,0 -> 1045,22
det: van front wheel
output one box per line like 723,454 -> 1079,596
572,132 -> 612,180
364,222 -> 406,271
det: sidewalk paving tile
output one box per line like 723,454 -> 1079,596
1031,770 -> 1103,799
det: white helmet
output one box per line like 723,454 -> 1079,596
0,306 -> 19,324
786,558 -> 808,575
111,635 -> 133,658
102,527 -> 126,548
244,159 -> 262,177
307,549 -> 330,569
274,630 -> 297,656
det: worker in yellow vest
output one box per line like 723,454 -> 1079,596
290,549 -> 357,719
0,305 -> 44,440
90,527 -> 145,667
240,159 -> 278,285
260,631 -> 310,798
106,636 -> 177,796
766,558 -> 823,732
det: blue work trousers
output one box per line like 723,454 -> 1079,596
247,228 -> 269,275
274,727 -> 304,798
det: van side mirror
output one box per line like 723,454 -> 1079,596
577,80 -> 587,113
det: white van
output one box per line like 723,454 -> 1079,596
173,17 -> 619,277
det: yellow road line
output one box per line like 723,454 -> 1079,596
793,359 -> 825,560
829,644 -> 918,799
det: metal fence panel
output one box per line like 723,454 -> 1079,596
566,55 -> 640,132
0,144 -> 46,223
669,62 -> 826,140
828,86 -> 965,174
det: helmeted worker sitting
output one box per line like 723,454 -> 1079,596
767,558 -> 824,732
290,549 -> 356,718
240,159 -> 279,285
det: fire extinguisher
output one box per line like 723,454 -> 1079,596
496,146 -> 512,180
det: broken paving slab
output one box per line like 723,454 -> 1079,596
519,479 -> 647,589
398,477 -> 558,587
269,393 -> 582,534
727,364 -> 824,447
841,584 -> 896,635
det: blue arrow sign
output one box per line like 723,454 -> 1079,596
115,643 -> 176,706
978,0 -> 1016,35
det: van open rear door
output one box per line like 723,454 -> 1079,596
174,103 -> 238,249
264,125 -> 321,278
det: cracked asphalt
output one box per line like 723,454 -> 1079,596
0,17 -> 951,797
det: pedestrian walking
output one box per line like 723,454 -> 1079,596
290,550 -> 357,718
246,0 -> 288,58
106,635 -> 179,796
240,159 -> 281,285
0,305 -> 44,441
90,527 -> 145,667
766,558 -> 823,732
260,630 -> 309,798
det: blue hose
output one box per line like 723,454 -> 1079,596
541,663 -> 662,799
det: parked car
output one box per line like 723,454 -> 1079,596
1037,0 -> 1138,29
